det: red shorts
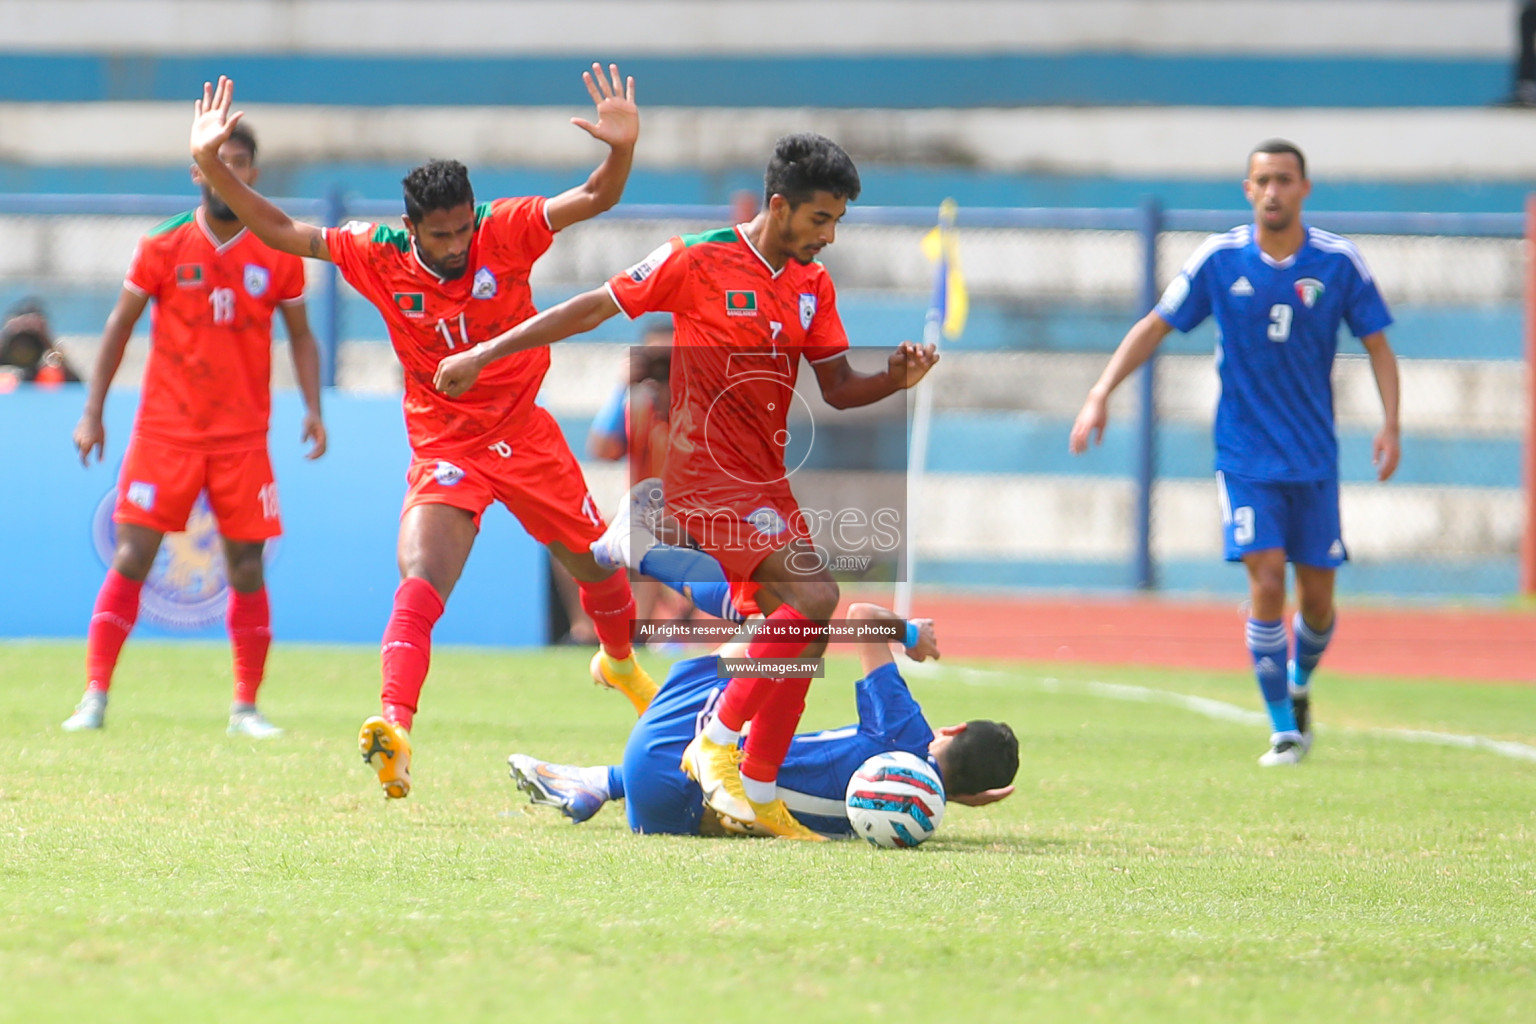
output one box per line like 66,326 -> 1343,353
114,434 -> 281,541
403,405 -> 605,549
672,489 -> 809,585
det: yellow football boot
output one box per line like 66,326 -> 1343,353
738,798 -> 827,842
680,733 -> 754,823
358,715 -> 412,799
590,651 -> 658,716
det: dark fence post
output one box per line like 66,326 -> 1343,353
1134,196 -> 1163,590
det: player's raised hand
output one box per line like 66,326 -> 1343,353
888,340 -> 939,389
191,76 -> 245,161
1068,392 -> 1108,454
301,410 -> 328,460
570,63 -> 638,150
1373,425 -> 1400,481
73,412 -> 105,466
434,349 -> 483,398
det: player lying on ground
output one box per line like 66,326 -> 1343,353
510,602 -> 1017,839
190,71 -> 654,797
66,119 -> 326,738
1069,139 -> 1401,767
434,133 -> 940,837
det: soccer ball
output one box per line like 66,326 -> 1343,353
845,751 -> 947,848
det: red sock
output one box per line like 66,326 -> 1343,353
741,676 -> 811,784
380,577 -> 445,731
227,587 -> 271,705
579,570 -> 635,661
86,569 -> 143,692
715,604 -> 813,732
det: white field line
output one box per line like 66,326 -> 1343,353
907,662 -> 1536,764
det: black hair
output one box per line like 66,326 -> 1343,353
402,159 -> 475,222
226,123 -> 257,161
763,133 -> 861,208
940,720 -> 1019,797
1250,138 -> 1307,179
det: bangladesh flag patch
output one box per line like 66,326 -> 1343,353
725,290 -> 757,317
175,264 -> 204,288
394,292 -> 425,318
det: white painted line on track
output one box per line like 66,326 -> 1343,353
907,662 -> 1536,764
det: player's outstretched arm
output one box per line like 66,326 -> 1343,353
1360,330 -> 1401,481
848,602 -> 939,676
433,286 -> 622,398
1068,311 -> 1173,454
280,302 -> 328,460
74,287 -> 150,465
545,64 -> 638,232
190,77 -> 331,261
813,341 -> 939,410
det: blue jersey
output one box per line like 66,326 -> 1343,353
1155,224 -> 1392,482
620,656 -> 936,838
775,662 -> 937,837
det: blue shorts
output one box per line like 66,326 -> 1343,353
1217,472 -> 1347,568
620,655 -> 726,835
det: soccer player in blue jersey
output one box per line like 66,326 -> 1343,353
1069,139 -> 1401,766
508,603 -> 1018,837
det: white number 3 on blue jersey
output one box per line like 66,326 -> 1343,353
1267,303 -> 1292,342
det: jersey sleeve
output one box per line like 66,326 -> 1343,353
483,196 -> 555,264
606,238 -> 690,319
803,271 -> 850,363
1155,245 -> 1216,333
123,235 -> 165,299
1342,259 -> 1393,339
274,252 -> 306,305
324,221 -> 386,299
854,663 -> 935,749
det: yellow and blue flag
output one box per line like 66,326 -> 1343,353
920,198 -> 968,342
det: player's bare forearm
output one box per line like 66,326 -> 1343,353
848,602 -> 938,674
190,77 -> 330,260
815,342 -> 938,410
1361,332 -> 1400,431
287,326 -> 324,417
1092,311 -> 1172,400
82,290 -> 147,417
434,288 -> 620,398
546,143 -> 635,232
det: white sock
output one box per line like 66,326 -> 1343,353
703,715 -> 740,747
741,774 -> 776,805
576,765 -> 612,800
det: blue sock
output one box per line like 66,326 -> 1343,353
1290,612 -> 1334,694
605,765 -> 625,802
636,544 -> 743,622
1246,617 -> 1296,735
684,582 -> 743,623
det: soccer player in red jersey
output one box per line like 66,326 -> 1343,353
189,71 -> 652,799
433,133 -> 940,837
65,122 -> 327,738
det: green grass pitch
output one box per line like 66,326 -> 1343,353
1,641 -> 1533,1023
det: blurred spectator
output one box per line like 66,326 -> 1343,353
1504,1 -> 1536,106
0,300 -> 81,390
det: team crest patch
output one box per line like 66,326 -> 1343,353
243,264 -> 270,297
1295,278 -> 1325,308
473,267 -> 497,299
798,292 -> 816,329
433,461 -> 465,486
394,292 -> 425,318
725,290 -> 758,317
343,219 -> 373,235
175,264 -> 204,288
126,481 -> 156,511
745,506 -> 787,536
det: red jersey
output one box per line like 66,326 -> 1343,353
125,208 -> 305,451
326,197 -> 556,457
606,226 -> 849,506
